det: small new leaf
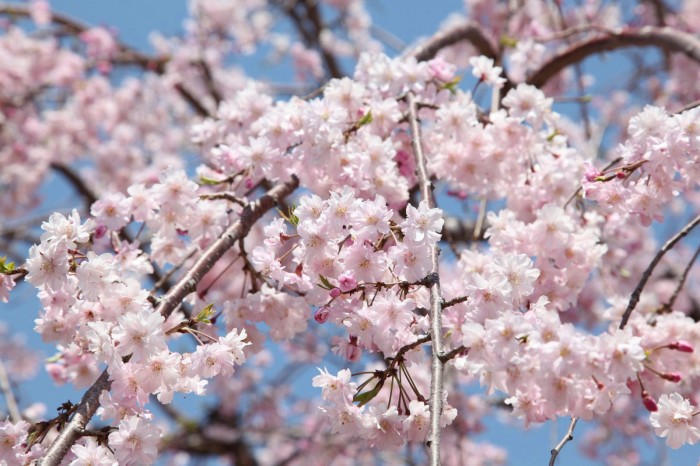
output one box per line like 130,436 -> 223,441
199,175 -> 224,186
278,205 -> 299,227
440,76 -> 462,94
353,378 -> 385,407
0,256 -> 15,273
358,110 -> 373,127
195,303 -> 215,323
317,274 -> 334,290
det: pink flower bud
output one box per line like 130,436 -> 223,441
346,343 -> 361,362
583,162 -> 601,182
642,395 -> 658,412
329,287 -> 341,298
661,372 -> 682,383
94,224 -> 107,239
314,307 -> 329,324
616,171 -> 626,179
245,178 -> 254,189
668,341 -> 694,353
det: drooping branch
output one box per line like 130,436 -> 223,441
0,358 -> 21,423
36,176 -> 299,465
549,417 -> 579,466
406,91 -> 445,466
620,213 -> 700,329
527,26 -> 700,89
0,3 -> 166,71
659,242 -> 700,313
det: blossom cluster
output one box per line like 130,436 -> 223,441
2,0 -> 700,463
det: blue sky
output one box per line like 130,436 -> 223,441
1,1 -> 698,465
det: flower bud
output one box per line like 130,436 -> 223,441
667,341 -> 694,353
642,395 -> 658,412
314,307 -> 329,324
94,224 -> 107,239
329,287 -> 341,298
661,372 -> 682,383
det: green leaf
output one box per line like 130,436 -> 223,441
195,303 -> 215,323
353,378 -> 385,407
278,205 -> 299,227
500,36 -> 518,48
0,257 -> 15,273
46,353 -> 63,363
440,76 -> 462,94
199,175 -> 223,186
317,274 -> 334,290
357,110 -> 373,127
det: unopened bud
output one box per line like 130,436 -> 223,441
661,372 -> 682,383
668,341 -> 694,353
329,287 -> 341,298
94,224 -> 107,239
642,395 -> 658,412
314,307 -> 329,324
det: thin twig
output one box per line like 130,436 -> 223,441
439,345 -> 467,363
0,358 -> 21,422
406,91 -> 445,466
443,296 -> 468,309
619,214 -> 700,329
549,417 -> 579,466
659,243 -> 700,312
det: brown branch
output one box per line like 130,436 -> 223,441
439,345 -> 467,363
620,214 -> 700,329
410,20 -> 500,63
303,0 -> 343,79
659,242 -> 700,313
406,91 -> 444,466
50,163 -> 98,207
0,3 -> 165,71
174,83 -> 214,118
526,26 -> 700,90
549,417 -> 579,466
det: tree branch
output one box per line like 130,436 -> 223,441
619,213 -> 700,329
410,20 -> 500,63
0,358 -> 21,423
36,176 -> 299,465
659,242 -> 700,313
549,417 -> 579,466
37,369 -> 111,466
155,175 -> 298,318
527,26 -> 700,90
406,91 -> 445,466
